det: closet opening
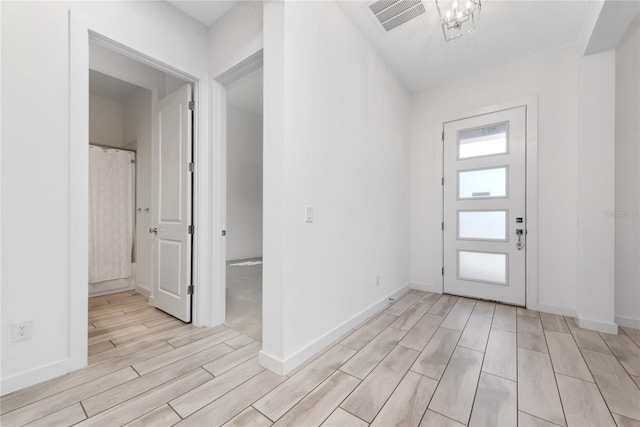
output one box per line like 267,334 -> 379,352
224,66 -> 264,341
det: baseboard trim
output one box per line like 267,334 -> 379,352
88,279 -> 135,298
410,282 -> 442,294
1,357 -> 86,396
529,303 -> 575,317
135,285 -> 151,297
258,351 -> 286,376
615,315 -> 640,329
576,316 -> 619,334
259,284 -> 412,376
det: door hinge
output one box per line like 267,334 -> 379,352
221,230 -> 226,237
442,130 -> 444,141
441,222 -> 444,231
187,285 -> 194,295
441,177 -> 444,186
188,162 -> 195,172
188,100 -> 195,111
188,225 -> 195,234
441,267 -> 444,275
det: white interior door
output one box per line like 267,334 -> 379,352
443,106 -> 526,305
149,84 -> 193,322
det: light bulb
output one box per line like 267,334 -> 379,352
452,1 -> 458,11
466,1 -> 472,10
445,10 -> 452,20
457,10 -> 463,19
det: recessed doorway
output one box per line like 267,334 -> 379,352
87,40 -> 195,327
224,66 -> 264,341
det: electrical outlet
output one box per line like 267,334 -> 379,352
376,275 -> 380,286
11,320 -> 32,342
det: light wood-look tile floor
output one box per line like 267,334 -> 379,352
2,290 -> 640,426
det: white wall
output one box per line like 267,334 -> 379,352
260,1 -> 411,373
411,45 -> 581,315
209,1 -> 263,78
89,94 -> 124,147
123,87 -> 153,295
0,0 -> 208,394
572,1 -> 638,333
226,105 -> 263,261
615,17 -> 640,328
576,49 -> 617,333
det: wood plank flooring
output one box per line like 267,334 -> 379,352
2,290 -> 640,426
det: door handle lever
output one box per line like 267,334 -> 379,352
149,227 -> 158,235
516,229 -> 524,250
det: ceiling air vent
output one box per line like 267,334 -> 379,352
369,0 -> 426,32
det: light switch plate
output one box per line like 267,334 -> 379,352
305,206 -> 313,223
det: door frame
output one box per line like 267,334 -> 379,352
68,10 -> 214,372
440,97 -> 539,309
210,50 -> 265,326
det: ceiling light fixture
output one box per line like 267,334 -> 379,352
436,0 -> 481,41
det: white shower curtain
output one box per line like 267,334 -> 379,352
89,146 -> 134,283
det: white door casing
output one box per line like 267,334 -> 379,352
149,83 -> 193,322
443,106 -> 527,305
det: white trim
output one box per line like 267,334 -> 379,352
1,360 -> 76,396
135,286 -> 151,297
210,80 -> 227,326
210,51 -> 263,330
410,282 -> 443,294
440,96 -> 539,310
216,49 -> 264,85
524,98 -> 539,312
257,351 -> 285,375
576,316 -> 619,334
68,7 -> 90,380
531,303 -> 575,318
259,284 -> 412,375
73,14 -> 212,327
192,74 -> 212,328
615,315 -> 640,329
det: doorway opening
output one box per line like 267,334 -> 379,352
87,40 -> 195,358
223,66 -> 264,341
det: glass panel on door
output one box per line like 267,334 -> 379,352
458,122 -> 508,159
458,166 -> 508,199
458,251 -> 508,284
458,210 -> 507,240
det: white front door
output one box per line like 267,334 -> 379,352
443,106 -> 526,305
149,84 -> 193,322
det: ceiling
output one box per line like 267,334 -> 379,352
89,70 -> 141,103
338,0 -> 590,91
227,67 -> 264,115
167,0 -> 238,26
166,0 -> 590,92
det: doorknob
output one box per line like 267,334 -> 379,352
516,229 -> 524,250
149,227 -> 158,235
